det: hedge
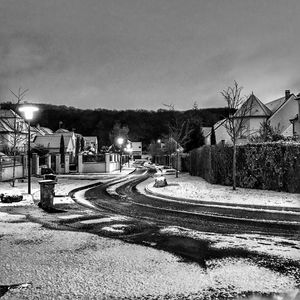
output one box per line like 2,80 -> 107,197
189,143 -> 300,193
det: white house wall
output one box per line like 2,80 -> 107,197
215,122 -> 232,145
268,96 -> 297,134
249,117 -> 267,136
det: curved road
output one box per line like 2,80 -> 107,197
84,169 -> 300,238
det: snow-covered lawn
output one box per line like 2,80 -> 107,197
145,173 -> 300,208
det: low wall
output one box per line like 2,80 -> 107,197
1,164 -> 24,181
82,162 -> 106,173
108,162 -> 119,172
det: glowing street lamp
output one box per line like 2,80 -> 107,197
19,105 -> 39,194
117,137 -> 124,172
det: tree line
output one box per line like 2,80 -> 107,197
1,102 -> 230,151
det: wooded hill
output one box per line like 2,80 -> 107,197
1,102 -> 230,149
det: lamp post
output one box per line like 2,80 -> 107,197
117,137 -> 124,172
176,146 -> 179,178
19,105 -> 39,194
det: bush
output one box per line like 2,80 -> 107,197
0,193 -> 23,203
189,143 -> 300,193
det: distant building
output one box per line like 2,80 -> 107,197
131,141 -> 142,159
83,136 -> 98,153
34,130 -> 77,160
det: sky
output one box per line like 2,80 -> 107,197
0,0 -> 299,111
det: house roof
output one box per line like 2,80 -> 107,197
0,109 -> 29,134
34,134 -> 73,150
40,127 -> 53,135
202,127 -> 211,137
0,119 -> 14,133
55,128 -> 69,133
235,93 -> 272,118
265,96 -> 286,113
0,109 -> 22,119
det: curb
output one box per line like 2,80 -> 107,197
144,184 -> 300,213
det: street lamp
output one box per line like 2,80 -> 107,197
176,147 -> 179,178
117,137 -> 124,172
156,139 -> 161,164
19,105 -> 39,194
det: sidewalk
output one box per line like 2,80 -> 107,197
0,167 -> 135,207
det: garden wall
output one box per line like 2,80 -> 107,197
189,143 -> 300,193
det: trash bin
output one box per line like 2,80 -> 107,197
38,179 -> 57,210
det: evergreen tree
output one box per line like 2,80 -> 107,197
60,135 -> 65,164
185,120 -> 205,152
210,126 -> 216,145
80,137 -> 85,151
75,136 -> 81,155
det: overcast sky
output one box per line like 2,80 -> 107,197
0,0 -> 299,110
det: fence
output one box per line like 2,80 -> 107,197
0,155 -> 25,181
188,143 -> 300,193
82,154 -> 105,163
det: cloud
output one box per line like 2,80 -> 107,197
0,32 -> 70,99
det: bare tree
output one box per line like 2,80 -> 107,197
163,103 -> 193,176
221,81 -> 252,190
163,103 -> 192,152
1,88 -> 29,186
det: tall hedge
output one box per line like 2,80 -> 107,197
189,143 -> 300,193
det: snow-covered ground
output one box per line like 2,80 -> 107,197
143,173 -> 300,209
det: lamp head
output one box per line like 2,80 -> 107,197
117,137 -> 124,146
19,105 -> 39,120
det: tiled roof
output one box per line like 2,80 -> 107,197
236,94 -> 271,117
265,96 -> 286,113
34,135 -> 72,149
40,127 -> 53,134
0,109 -> 21,119
0,119 -> 14,133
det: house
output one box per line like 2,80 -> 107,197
205,119 -> 232,145
34,130 -> 77,160
206,90 -> 298,145
131,141 -> 142,159
83,136 -> 98,153
290,93 -> 300,137
0,109 -> 31,152
265,90 -> 297,138
33,124 -> 53,136
202,127 -> 212,145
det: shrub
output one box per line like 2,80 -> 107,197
0,193 -> 23,203
189,143 -> 300,193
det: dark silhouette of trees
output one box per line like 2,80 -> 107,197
1,102 -> 230,150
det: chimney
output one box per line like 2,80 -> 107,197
285,90 -> 290,101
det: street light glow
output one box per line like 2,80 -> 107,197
19,105 -> 39,120
117,137 -> 124,146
